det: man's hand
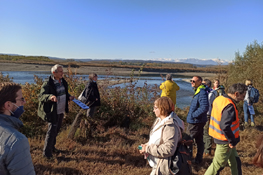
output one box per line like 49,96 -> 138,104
69,96 -> 75,101
50,95 -> 57,102
229,143 -> 235,148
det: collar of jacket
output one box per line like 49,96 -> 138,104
194,84 -> 206,96
222,94 -> 238,107
0,113 -> 23,130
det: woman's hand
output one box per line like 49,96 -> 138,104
139,144 -> 148,154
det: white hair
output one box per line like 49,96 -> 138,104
51,64 -> 63,74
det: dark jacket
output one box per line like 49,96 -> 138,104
187,85 -> 209,124
0,114 -> 35,175
38,76 -> 70,123
214,94 -> 240,146
84,80 -> 100,107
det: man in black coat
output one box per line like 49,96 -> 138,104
84,73 -> 100,118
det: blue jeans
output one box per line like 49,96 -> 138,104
243,101 -> 254,123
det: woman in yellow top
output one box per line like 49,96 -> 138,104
160,74 -> 180,105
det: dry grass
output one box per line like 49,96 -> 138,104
28,113 -> 263,175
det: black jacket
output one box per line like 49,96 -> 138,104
84,80 -> 100,107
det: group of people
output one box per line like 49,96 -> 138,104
38,64 -> 100,159
139,74 -> 261,175
0,64 -> 100,174
0,66 -> 262,174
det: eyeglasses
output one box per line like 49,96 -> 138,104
16,97 -> 26,102
190,80 -> 196,83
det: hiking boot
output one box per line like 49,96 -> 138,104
251,122 -> 255,127
192,159 -> 202,165
244,122 -> 249,127
43,154 -> 53,160
53,147 -> 61,154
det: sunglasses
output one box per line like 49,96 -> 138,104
16,97 -> 26,102
190,80 -> 196,83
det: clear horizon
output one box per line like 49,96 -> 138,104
1,0 -> 263,62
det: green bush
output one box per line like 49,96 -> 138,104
225,40 -> 263,112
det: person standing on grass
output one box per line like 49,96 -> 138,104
243,79 -> 255,127
205,83 -> 247,175
0,82 -> 35,175
139,97 -> 184,175
68,73 -> 100,139
38,64 -> 75,159
202,79 -> 216,157
83,73 -> 100,118
187,76 -> 209,164
160,74 -> 180,106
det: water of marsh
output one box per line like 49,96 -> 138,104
1,71 -> 194,109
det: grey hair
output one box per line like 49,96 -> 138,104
204,79 -> 212,87
51,64 -> 63,74
228,83 -> 247,95
166,74 -> 172,80
89,73 -> 98,81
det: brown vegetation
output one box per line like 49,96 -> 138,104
1,41 -> 263,174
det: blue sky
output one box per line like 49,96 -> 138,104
0,0 -> 262,61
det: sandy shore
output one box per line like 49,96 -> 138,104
0,62 -> 217,80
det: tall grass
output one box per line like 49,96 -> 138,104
1,56 -> 263,174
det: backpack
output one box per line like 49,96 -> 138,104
170,123 -> 193,175
249,87 -> 260,103
213,85 -> 225,98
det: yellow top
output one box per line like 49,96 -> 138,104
160,80 -> 180,105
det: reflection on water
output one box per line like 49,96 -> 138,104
1,71 -> 194,109
110,77 -> 194,109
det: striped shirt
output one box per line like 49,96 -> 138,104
53,78 -> 66,114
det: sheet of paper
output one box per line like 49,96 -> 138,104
72,99 -> 89,109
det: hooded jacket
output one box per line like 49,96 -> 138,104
0,114 -> 35,175
187,85 -> 209,124
160,80 -> 180,105
146,112 -> 185,175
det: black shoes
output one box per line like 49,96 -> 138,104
192,158 -> 202,165
53,147 -> 61,154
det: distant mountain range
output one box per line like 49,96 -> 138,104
1,53 -> 230,66
151,58 -> 230,65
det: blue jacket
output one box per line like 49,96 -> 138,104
187,85 -> 209,124
0,114 -> 35,175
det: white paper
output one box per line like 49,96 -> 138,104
72,99 -> 89,109
248,105 -> 255,115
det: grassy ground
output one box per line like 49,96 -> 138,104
28,112 -> 263,175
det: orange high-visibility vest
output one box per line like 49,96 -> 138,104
209,96 -> 239,141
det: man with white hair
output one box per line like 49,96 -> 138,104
38,64 -> 74,159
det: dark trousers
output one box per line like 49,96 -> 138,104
204,115 -> 213,154
188,122 -> 206,161
43,113 -> 64,157
86,106 -> 97,118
